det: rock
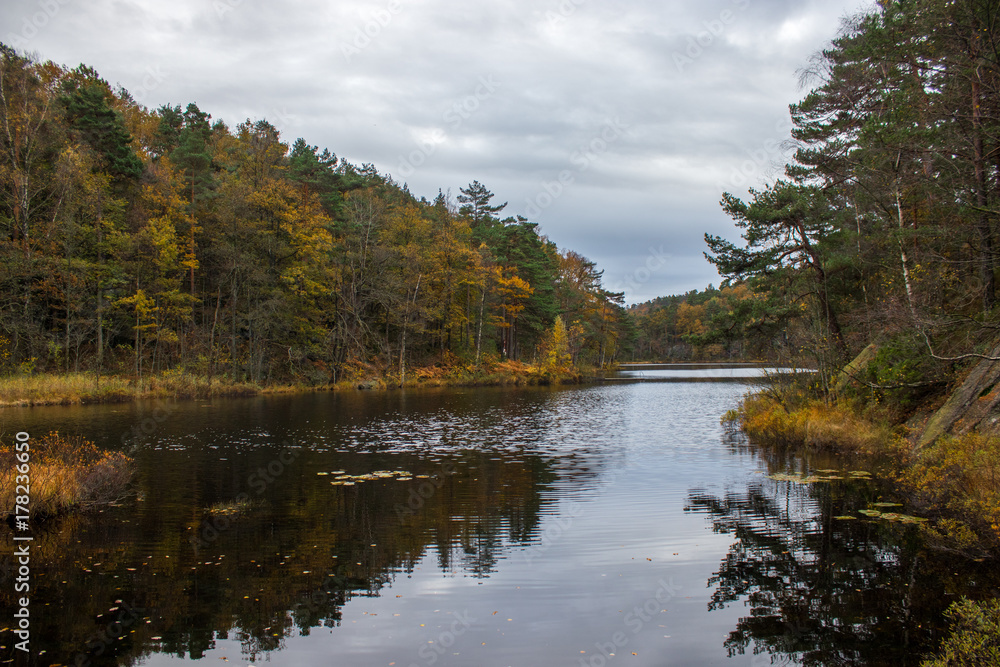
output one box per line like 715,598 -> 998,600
835,343 -> 878,393
917,339 -> 1000,448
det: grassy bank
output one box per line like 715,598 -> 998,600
0,372 -> 302,407
400,358 -> 582,389
0,362 -> 584,407
0,432 -> 134,519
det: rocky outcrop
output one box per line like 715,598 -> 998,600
916,340 -> 1000,448
835,342 -> 878,393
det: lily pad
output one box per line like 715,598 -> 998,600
873,502 -> 903,508
858,509 -> 882,517
768,473 -> 809,483
834,515 -> 857,521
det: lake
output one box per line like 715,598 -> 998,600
2,367 -> 996,666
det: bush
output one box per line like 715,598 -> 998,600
865,332 -> 946,411
0,432 -> 134,518
907,433 -> 1000,552
922,598 -> 1000,666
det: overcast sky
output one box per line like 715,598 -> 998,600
3,0 -> 872,303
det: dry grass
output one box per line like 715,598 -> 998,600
0,432 -> 134,518
0,361 -> 581,407
0,372 -> 307,407
908,433 -> 1000,549
0,373 -> 133,406
736,394 -> 902,457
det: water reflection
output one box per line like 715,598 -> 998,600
1,387 -> 622,667
0,382 -> 995,666
687,432 -> 1000,666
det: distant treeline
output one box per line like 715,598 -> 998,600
0,44 -> 633,384
628,284 -> 779,362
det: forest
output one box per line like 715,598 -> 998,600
7,0 -> 1000,395
0,43 -> 633,389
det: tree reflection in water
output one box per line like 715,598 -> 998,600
686,432 -> 1000,667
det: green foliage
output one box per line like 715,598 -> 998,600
628,283 -> 769,361
700,0 -> 1000,412
922,598 -> 1000,667
60,80 -> 142,182
864,333 -> 947,409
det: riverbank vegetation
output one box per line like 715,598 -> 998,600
702,1 -> 1000,660
0,432 -> 133,518
0,352 -> 580,407
0,45 -> 631,401
692,1 -> 1000,381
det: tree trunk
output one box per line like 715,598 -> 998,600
972,78 -> 996,311
476,288 -> 486,364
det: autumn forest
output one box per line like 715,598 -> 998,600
0,43 -> 665,390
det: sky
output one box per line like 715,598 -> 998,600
3,0 -> 873,304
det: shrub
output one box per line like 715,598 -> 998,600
907,433 -> 1000,551
0,432 -> 134,518
922,598 -> 1000,666
865,332 -> 946,411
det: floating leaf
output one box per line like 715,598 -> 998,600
858,509 -> 882,517
873,502 -> 903,508
883,513 -> 927,524
834,515 -> 857,520
767,473 -> 808,483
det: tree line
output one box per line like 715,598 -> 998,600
0,45 -> 632,384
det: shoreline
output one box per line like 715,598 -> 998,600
0,366 -> 587,409
731,391 -> 1000,559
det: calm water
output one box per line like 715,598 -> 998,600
2,369 -> 998,666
